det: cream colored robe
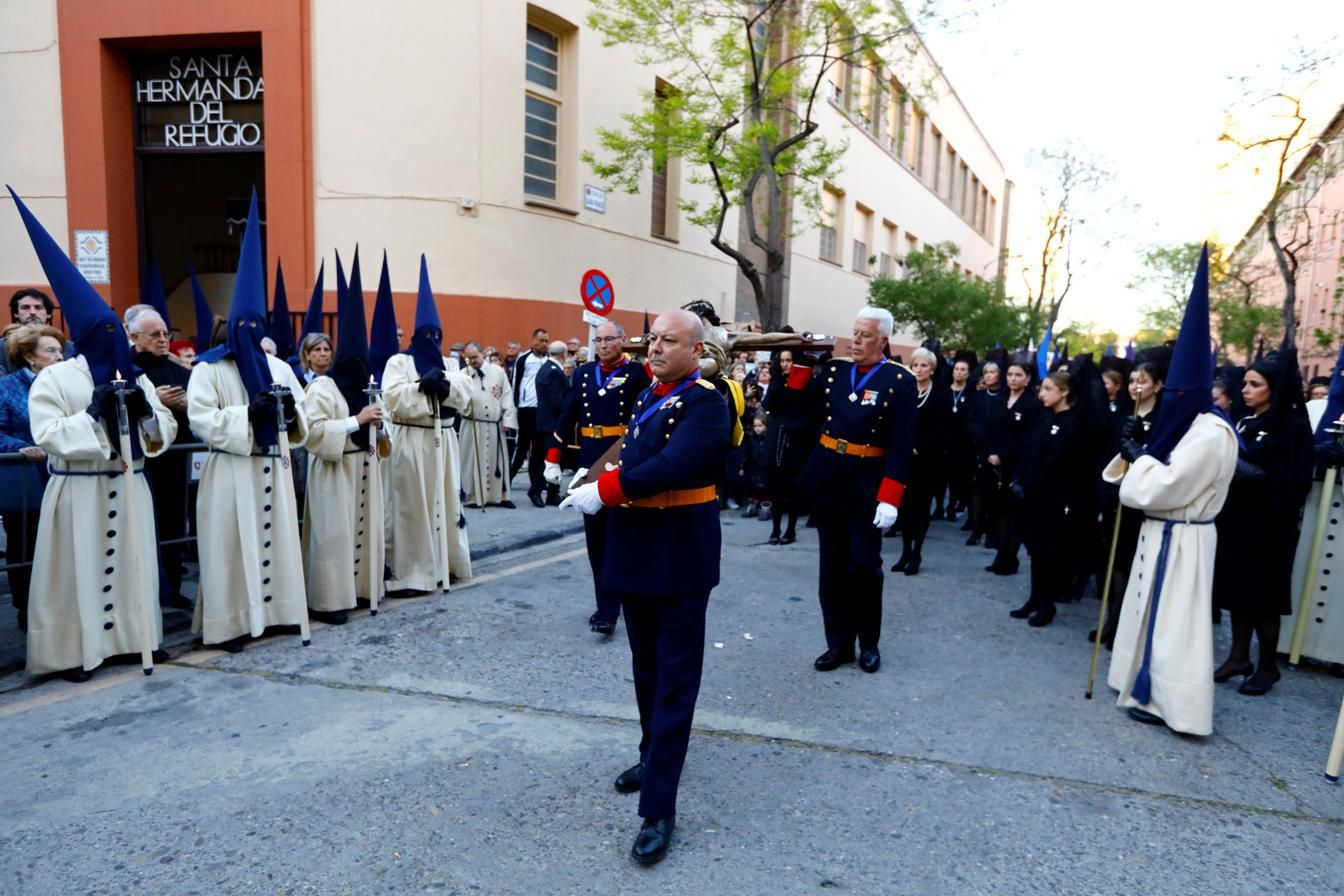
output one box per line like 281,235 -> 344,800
188,355 -> 310,644
301,376 -> 385,612
459,361 -> 518,506
1104,412 -> 1239,735
26,357 -> 177,675
382,352 -> 472,590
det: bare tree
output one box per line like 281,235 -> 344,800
1018,146 -> 1111,334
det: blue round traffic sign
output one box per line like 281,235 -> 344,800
581,269 -> 615,316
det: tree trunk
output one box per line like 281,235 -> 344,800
1266,217 -> 1297,347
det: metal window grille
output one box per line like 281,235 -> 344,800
819,226 -> 837,263
852,239 -> 868,274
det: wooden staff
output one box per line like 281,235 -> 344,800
363,375 -> 382,615
1327,691 -> 1344,782
272,382 -> 310,645
113,371 -> 156,675
432,389 -> 450,591
1289,418 -> 1344,667
1086,491 -> 1126,699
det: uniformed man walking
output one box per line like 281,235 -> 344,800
561,309 -> 730,865
790,307 -> 916,673
544,319 -> 650,634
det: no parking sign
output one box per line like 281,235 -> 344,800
580,269 -> 615,316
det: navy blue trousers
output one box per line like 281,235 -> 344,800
618,589 -> 710,819
814,509 -> 885,653
583,511 -> 621,624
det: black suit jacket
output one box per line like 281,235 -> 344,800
535,359 -> 569,432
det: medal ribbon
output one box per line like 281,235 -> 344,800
632,373 -> 699,429
850,361 -> 884,397
597,361 -> 629,393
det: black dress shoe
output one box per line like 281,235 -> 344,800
1213,658 -> 1254,683
151,649 -> 170,664
965,533 -> 981,546
1238,666 -> 1281,696
1127,707 -> 1165,725
858,649 -> 880,673
903,556 -> 921,576
217,636 -> 247,654
891,554 -> 909,572
779,532 -> 796,545
813,648 -> 855,671
768,534 -> 781,545
310,609 -> 349,625
61,668 -> 93,683
498,500 -> 516,509
529,492 -> 546,508
614,761 -> 645,794
591,619 -> 616,636
1009,602 -> 1034,619
1027,607 -> 1055,627
631,816 -> 674,866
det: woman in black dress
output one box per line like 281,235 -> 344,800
1212,352 -> 1314,695
1010,369 -> 1085,626
965,361 -> 1004,547
892,347 -> 947,575
944,354 -> 976,523
761,350 -> 815,544
985,360 -> 1041,575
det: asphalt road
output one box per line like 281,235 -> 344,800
2,503 -> 1342,895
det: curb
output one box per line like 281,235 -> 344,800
469,520 -> 584,562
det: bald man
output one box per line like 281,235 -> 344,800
562,309 -> 731,865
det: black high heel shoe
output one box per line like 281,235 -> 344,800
1213,658 -> 1254,683
965,532 -> 981,546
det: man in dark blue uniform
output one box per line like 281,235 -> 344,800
561,309 -> 730,866
791,307 -> 916,674
544,319 -> 651,635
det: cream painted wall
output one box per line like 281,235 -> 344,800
0,0 -> 69,282
309,0 -> 735,318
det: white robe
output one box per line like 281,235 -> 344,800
1104,412 -> 1239,735
26,357 -> 177,675
301,376 -> 385,612
459,362 -> 518,506
188,355 -> 310,645
382,353 -> 472,590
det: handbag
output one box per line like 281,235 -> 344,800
0,455 -> 45,515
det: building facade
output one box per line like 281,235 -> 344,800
1231,104 -> 1344,377
1,0 -> 1010,352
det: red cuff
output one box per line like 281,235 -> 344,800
877,478 -> 905,507
597,469 -> 628,506
786,366 -> 814,389
545,447 -> 561,464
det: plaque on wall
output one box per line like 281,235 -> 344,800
133,49 -> 264,151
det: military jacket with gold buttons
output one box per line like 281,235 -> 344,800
796,359 -> 917,512
552,359 -> 652,468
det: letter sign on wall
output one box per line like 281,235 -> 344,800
133,50 -> 265,151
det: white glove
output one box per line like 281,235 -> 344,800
559,481 -> 604,515
568,467 -> 589,491
872,501 -> 899,530
543,461 -> 562,485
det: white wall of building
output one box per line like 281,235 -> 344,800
0,0 -> 69,281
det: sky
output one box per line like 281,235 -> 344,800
919,0 -> 1344,337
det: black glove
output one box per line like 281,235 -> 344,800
417,369 -> 448,396
277,388 -> 298,424
247,391 -> 278,430
85,383 -> 120,422
1316,441 -> 1344,467
1120,415 -> 1141,442
121,384 -> 152,424
1234,457 -> 1268,481
1119,438 -> 1147,463
1009,480 -> 1025,502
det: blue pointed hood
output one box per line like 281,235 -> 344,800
369,251 -> 400,382
269,259 -> 295,360
197,187 -> 278,445
1145,244 -> 1217,462
335,250 -> 348,322
332,248 -> 372,440
187,261 -> 215,350
301,260 -> 325,339
1316,344 -> 1344,446
410,254 -> 444,376
7,185 -> 134,387
140,255 -> 172,331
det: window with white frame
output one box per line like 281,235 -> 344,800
524,22 -> 562,200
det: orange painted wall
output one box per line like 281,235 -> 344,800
53,0 -> 312,313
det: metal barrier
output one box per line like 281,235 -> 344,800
0,441 -> 307,577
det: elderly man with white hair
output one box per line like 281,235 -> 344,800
530,339 -> 571,506
788,306 -> 916,674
